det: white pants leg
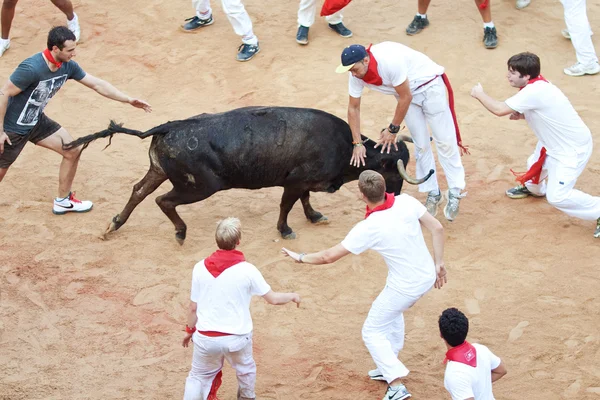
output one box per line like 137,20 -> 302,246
297,0 -> 343,27
193,0 -> 212,18
561,0 -> 598,65
361,286 -> 423,383
183,332 -> 256,400
220,0 -> 257,44
524,142 -> 548,196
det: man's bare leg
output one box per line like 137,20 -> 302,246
50,0 -> 74,20
1,0 -> 18,39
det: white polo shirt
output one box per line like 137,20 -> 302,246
348,41 -> 445,99
341,194 -> 436,297
444,343 -> 501,400
505,80 -> 592,164
190,261 -> 271,335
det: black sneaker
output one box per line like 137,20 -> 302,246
236,43 -> 260,62
406,15 -> 429,35
483,26 -> 498,49
181,15 -> 214,32
296,25 -> 309,45
328,22 -> 352,38
506,185 -> 536,199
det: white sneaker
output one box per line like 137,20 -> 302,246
53,192 -> 93,214
444,188 -> 466,222
516,0 -> 531,9
382,384 -> 411,400
563,62 -> 600,77
67,12 -> 81,42
368,369 -> 386,381
0,38 -> 10,57
561,28 -> 571,39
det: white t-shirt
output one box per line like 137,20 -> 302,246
348,41 -> 445,99
340,194 -> 436,296
505,81 -> 592,164
444,343 -> 501,400
190,261 -> 271,335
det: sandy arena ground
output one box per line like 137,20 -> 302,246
1,0 -> 600,399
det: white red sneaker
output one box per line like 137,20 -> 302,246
0,38 -> 10,57
67,12 -> 81,42
53,192 -> 93,215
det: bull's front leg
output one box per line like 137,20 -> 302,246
277,187 -> 304,240
300,191 -> 328,224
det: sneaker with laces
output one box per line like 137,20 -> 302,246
67,13 -> 80,42
406,15 -> 429,35
328,22 -> 352,38
181,15 -> 214,32
444,189 -> 465,221
425,189 -> 442,217
0,38 -> 10,57
505,184 -> 537,199
483,27 -> 498,49
383,384 -> 411,400
516,0 -> 531,9
53,192 -> 93,215
368,369 -> 386,381
236,43 -> 260,62
296,25 -> 309,45
594,218 -> 600,238
563,62 -> 600,76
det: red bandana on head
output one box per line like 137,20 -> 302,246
204,249 -> 246,278
511,75 -> 549,185
42,48 -> 63,69
365,192 -> 395,219
444,341 -> 477,368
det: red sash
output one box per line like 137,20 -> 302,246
510,75 -> 549,184
321,0 -> 351,16
444,341 -> 477,367
204,249 -> 246,278
207,370 -> 223,400
365,192 -> 395,219
42,48 -> 62,68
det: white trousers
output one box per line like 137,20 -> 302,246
525,142 -> 600,221
362,285 -> 425,383
561,0 -> 598,65
297,0 -> 343,27
193,0 -> 258,44
404,78 -> 466,193
183,332 -> 256,400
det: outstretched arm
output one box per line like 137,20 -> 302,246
419,211 -> 447,289
78,74 -> 152,112
281,243 -> 351,265
470,83 -> 514,117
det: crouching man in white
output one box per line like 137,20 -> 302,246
182,217 -> 301,400
471,52 -> 600,238
439,308 -> 507,400
281,170 -> 447,400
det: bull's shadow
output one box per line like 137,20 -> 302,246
65,106 -> 432,244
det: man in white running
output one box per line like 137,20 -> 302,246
471,52 -> 600,238
182,217 -> 300,400
0,0 -> 80,57
336,42 -> 468,221
282,170 -> 447,400
0,27 -> 151,215
439,308 -> 507,400
560,0 -> 600,76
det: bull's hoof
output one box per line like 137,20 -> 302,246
175,230 -> 187,246
281,231 -> 297,240
102,214 -> 122,240
310,215 -> 329,225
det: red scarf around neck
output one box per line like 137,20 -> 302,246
511,75 -> 549,185
204,249 -> 246,278
362,44 -> 383,86
444,341 -> 477,367
43,48 -> 63,69
365,192 -> 395,219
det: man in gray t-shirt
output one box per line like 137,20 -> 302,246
0,26 -> 152,215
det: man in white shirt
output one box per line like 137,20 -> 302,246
471,52 -> 600,238
281,170 -> 448,400
440,307 -> 507,400
336,42 -> 468,221
182,217 -> 300,400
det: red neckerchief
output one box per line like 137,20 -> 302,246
361,44 -> 383,86
510,74 -> 549,184
42,49 -> 63,69
444,341 -> 477,368
204,249 -> 246,278
365,192 -> 395,219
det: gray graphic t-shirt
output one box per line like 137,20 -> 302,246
4,53 -> 86,135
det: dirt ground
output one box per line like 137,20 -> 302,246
1,0 -> 600,399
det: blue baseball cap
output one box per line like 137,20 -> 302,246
335,44 -> 367,73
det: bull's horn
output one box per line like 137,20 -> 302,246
395,134 -> 413,143
396,160 -> 434,185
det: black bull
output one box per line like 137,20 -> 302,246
65,106 -> 433,244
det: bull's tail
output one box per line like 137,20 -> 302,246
62,120 -> 170,152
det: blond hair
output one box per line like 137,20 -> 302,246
358,170 -> 386,203
215,217 -> 242,250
